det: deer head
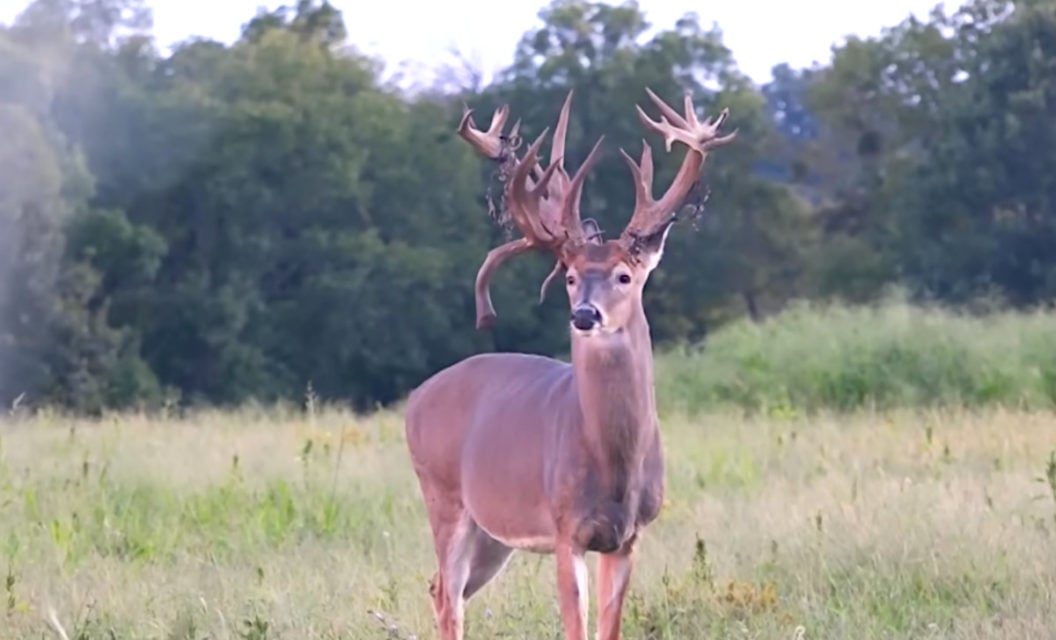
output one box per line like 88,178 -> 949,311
458,89 -> 736,334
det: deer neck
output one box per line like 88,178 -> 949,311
570,305 -> 657,494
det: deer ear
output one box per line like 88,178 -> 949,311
640,221 -> 674,272
581,219 -> 603,245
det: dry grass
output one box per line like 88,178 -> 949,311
0,406 -> 1053,639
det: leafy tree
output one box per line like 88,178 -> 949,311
891,0 -> 1056,304
36,8 -> 493,405
799,0 -> 1056,306
793,8 -> 963,301
241,0 -> 346,48
0,62 -> 147,410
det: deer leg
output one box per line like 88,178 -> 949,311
416,480 -> 473,640
428,571 -> 445,623
433,513 -> 478,640
596,546 -> 635,640
424,520 -> 462,639
433,518 -> 513,639
556,543 -> 589,640
462,529 -> 514,601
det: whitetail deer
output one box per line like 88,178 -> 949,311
405,89 -> 735,640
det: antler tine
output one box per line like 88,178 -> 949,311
637,103 -> 696,154
538,260 -> 564,304
619,140 -> 654,213
645,87 -> 688,128
475,238 -> 534,329
708,108 -> 728,130
621,88 -> 736,248
531,157 -> 563,199
683,92 -> 699,127
509,128 -> 549,197
635,104 -> 671,151
488,103 -> 510,134
703,109 -> 738,151
458,104 -> 512,160
508,128 -> 559,244
639,139 -> 654,187
551,90 -> 573,170
560,136 -> 605,246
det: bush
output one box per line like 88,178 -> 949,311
656,299 -> 1056,414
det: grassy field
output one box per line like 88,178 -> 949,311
0,406 -> 1053,639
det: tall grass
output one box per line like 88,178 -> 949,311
657,300 -> 1056,414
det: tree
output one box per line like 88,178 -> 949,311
241,0 -> 346,48
891,0 -> 1056,304
0,71 -> 147,410
39,9 -> 494,405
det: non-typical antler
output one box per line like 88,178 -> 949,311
619,88 -> 737,252
458,91 -> 604,328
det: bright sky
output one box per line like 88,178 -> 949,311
1,0 -> 962,83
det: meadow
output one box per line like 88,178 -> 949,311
2,303 -> 1056,639
2,407 -> 1054,639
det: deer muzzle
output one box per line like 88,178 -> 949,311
570,305 -> 602,332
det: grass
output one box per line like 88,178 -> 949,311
0,405 -> 1053,638
655,299 -> 1056,414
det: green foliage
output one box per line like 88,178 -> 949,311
891,1 -> 1056,303
657,297 -> 1056,414
798,0 -> 1056,307
0,80 -> 139,412
3,0 -> 1056,409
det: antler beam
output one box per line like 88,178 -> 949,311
458,91 -> 604,328
620,88 -> 737,250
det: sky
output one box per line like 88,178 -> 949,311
1,0 -> 963,84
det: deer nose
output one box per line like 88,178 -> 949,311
570,306 -> 601,331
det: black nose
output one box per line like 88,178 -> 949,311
570,306 -> 601,331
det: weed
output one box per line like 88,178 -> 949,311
238,615 -> 270,640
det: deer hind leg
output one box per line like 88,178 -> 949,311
596,545 -> 635,640
417,482 -> 474,640
429,512 -> 479,640
438,518 -> 514,639
428,571 -> 445,622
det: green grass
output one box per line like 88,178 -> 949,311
0,406 -> 1053,638
657,299 -> 1056,414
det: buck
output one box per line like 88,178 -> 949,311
404,89 -> 735,640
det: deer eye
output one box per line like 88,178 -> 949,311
617,273 -> 632,285
566,275 -> 576,286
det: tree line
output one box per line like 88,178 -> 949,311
1,0 -> 1053,411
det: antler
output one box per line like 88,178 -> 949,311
459,91 -> 604,328
620,88 -> 737,251
457,103 -> 516,160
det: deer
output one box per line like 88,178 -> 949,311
404,88 -> 735,640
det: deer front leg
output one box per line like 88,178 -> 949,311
556,543 -> 589,640
596,546 -> 635,640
